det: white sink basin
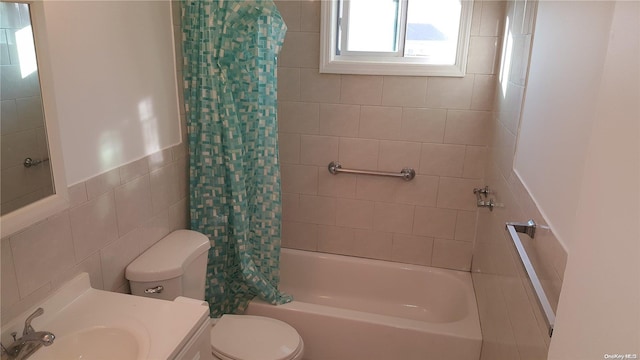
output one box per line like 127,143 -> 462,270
32,327 -> 139,360
1,273 -> 210,360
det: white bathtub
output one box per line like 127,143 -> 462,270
245,249 -> 481,360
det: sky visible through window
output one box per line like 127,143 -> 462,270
344,0 -> 462,64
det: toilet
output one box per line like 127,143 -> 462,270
125,230 -> 304,360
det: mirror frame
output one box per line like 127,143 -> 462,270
1,1 -> 68,238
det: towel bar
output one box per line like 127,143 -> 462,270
506,219 -> 555,337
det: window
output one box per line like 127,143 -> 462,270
320,0 -> 474,77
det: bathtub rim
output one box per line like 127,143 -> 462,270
272,248 -> 482,342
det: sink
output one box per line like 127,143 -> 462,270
1,273 -> 211,360
31,327 -> 139,360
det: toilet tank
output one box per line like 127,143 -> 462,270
126,230 -> 210,301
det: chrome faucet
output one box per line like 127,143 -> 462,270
1,308 -> 55,360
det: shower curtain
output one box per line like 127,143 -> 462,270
182,0 -> 291,317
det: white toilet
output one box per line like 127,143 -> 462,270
125,230 -> 304,360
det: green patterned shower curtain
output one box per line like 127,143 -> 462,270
182,0 -> 291,317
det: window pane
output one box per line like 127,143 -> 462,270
404,0 -> 462,64
345,0 -> 400,53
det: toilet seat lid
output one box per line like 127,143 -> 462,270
211,315 -> 302,360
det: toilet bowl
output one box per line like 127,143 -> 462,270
210,315 -> 303,360
125,230 -> 304,360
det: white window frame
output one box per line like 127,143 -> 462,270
320,0 -> 474,77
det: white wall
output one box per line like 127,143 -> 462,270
42,0 -> 180,185
513,1 -> 614,250
548,1 -> 640,357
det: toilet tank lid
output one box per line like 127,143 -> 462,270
126,230 -> 210,282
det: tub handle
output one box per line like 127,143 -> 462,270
144,285 -> 164,294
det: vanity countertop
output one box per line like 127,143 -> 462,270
1,273 -> 210,360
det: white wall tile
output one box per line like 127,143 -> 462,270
114,175 -> 153,236
335,198 -> 374,229
419,143 -> 466,177
399,108 -> 447,143
300,0 -> 320,33
100,228 -> 142,291
472,74 -> 498,111
300,135 -> 339,166
431,239 -> 473,270
358,106 -> 402,139
373,202 -> 415,234
426,76 -> 474,109
279,32 -> 319,68
340,75 -> 383,105
378,140 -> 421,172
69,192 -> 118,262
278,132 -> 301,164
150,161 -> 181,214
278,101 -> 320,134
318,167 -> 357,198
282,221 -> 318,251
278,67 -> 301,101
67,182 -> 88,208
338,137 -> 379,170
479,1 -> 505,37
148,148 -> 173,172
51,251 -> 104,291
463,145 -> 487,179
85,168 -> 120,199
444,110 -> 492,146
11,212 -> 75,297
119,157 -> 149,184
298,195 -> 336,225
437,177 -> 483,211
0,283 -> 52,326
138,210 -> 171,252
280,164 -> 318,194
455,210 -> 477,242
168,197 -> 189,231
281,192 -> 299,222
467,36 -> 499,74
300,69 -> 341,103
381,76 -> 428,107
413,206 -> 457,239
319,103 -> 360,137
352,229 -> 393,261
355,174 -> 439,207
317,225 -> 355,256
391,234 -> 433,266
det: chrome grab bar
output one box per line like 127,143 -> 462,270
327,161 -> 415,181
506,219 -> 555,337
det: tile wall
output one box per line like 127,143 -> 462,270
0,145 -> 189,324
0,1 -> 188,324
274,0 -> 505,271
0,2 -> 53,214
471,1 -> 568,359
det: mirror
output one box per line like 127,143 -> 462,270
1,1 -> 68,237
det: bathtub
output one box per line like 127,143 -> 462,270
244,249 -> 481,360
